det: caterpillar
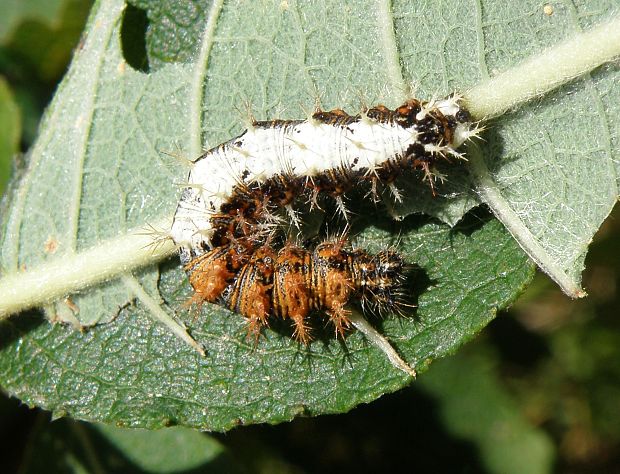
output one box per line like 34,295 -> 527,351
171,95 -> 476,341
185,238 -> 405,343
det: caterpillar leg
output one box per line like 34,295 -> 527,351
223,246 -> 275,342
327,304 -> 352,339
273,244 -> 313,344
185,246 -> 238,307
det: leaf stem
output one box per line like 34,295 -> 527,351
0,218 -> 176,319
463,14 -> 620,119
349,310 -> 416,378
121,274 -> 205,356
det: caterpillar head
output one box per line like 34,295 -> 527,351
353,249 -> 408,316
435,96 -> 474,149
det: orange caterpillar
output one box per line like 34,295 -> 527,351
185,238 -> 406,343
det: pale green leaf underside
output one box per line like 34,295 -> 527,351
1,0 -> 190,325
0,0 -> 618,429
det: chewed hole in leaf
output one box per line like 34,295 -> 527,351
120,3 -> 149,73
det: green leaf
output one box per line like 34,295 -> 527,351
0,0 -> 618,430
92,424 -> 239,473
462,5 -> 620,295
1,213 -> 532,429
19,418 -> 244,474
0,76 -> 20,195
418,350 -> 555,474
0,0 -> 92,82
1,0 -> 189,325
0,0 -> 65,41
127,0 -> 209,69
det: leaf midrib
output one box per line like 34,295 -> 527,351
189,0 -> 225,156
375,0 -> 406,100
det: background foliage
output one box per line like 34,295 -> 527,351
1,1 -> 620,473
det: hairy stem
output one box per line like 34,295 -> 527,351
0,218 -> 175,318
463,14 -> 620,119
348,310 -> 416,378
